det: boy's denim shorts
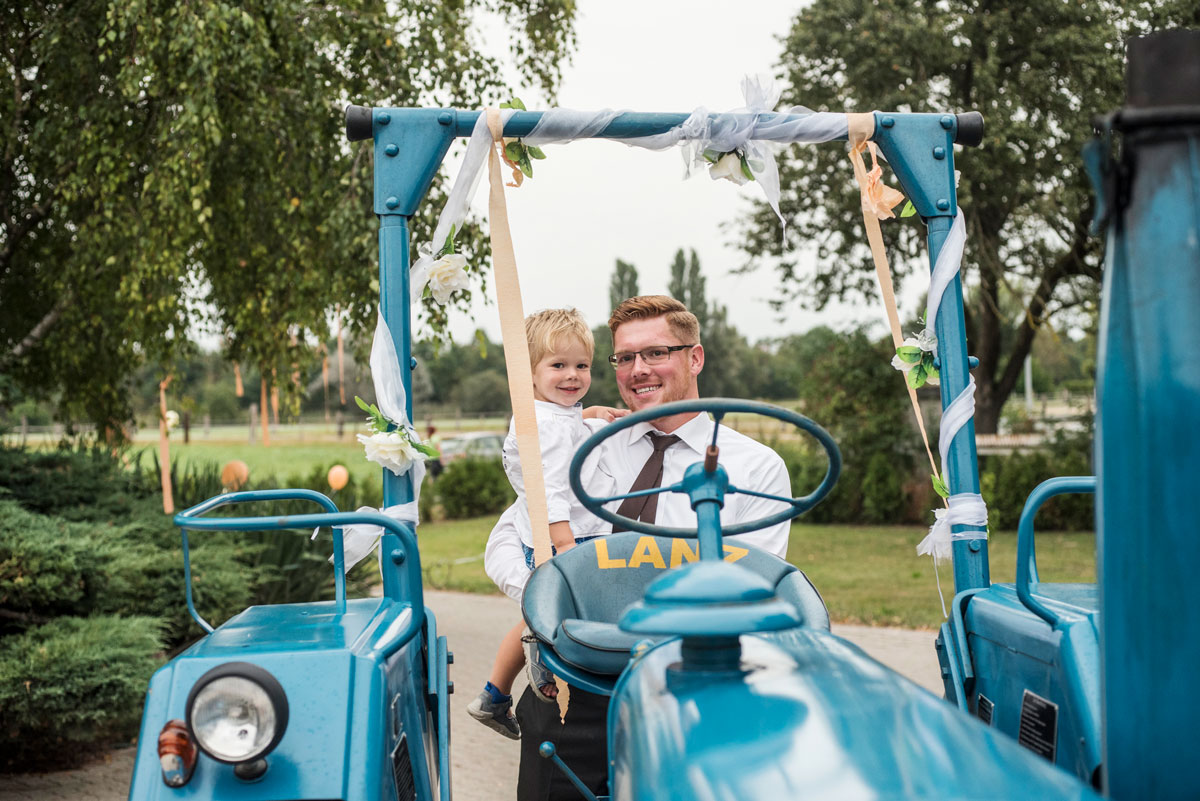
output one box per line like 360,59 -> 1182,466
522,534 -> 601,571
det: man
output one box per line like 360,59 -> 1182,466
486,295 -> 792,599
483,295 -> 794,800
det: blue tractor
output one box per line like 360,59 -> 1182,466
127,30 -> 1199,801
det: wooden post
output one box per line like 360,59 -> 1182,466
249,403 -> 258,444
158,377 -> 174,515
260,377 -> 271,446
182,410 -> 191,444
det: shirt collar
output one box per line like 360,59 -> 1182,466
623,412 -> 711,455
534,399 -> 581,417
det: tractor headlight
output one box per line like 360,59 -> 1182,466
186,662 -> 288,764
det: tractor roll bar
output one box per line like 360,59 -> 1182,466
346,104 -> 984,147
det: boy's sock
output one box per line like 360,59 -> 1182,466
484,681 -> 511,704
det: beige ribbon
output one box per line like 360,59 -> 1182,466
158,376 -> 174,514
484,108 -> 569,719
847,113 -> 942,486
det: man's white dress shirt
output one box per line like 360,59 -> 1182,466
484,411 -> 792,603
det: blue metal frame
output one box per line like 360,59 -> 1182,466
367,106 -> 988,595
1015,477 -> 1096,627
175,489 -> 347,632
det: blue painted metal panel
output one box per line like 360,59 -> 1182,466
128,598 -> 435,800
609,629 -> 1100,800
1095,120 -> 1200,799
959,584 -> 1100,785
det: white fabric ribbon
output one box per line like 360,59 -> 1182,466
312,502 -> 420,572
410,109 -> 516,301
919,492 -> 990,563
410,77 -> 849,300
939,374 -> 977,472
923,212 -> 968,355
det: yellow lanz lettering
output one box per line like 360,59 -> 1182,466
722,544 -> 749,563
595,539 -> 626,569
628,536 -> 666,569
670,539 -> 699,568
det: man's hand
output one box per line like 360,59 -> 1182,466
583,405 -> 630,422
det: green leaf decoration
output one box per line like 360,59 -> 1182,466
354,395 -> 372,413
925,364 -> 940,384
896,345 -> 922,363
414,441 -> 440,459
900,200 -> 917,218
499,97 -> 527,111
906,363 -> 927,389
702,149 -> 720,164
518,152 -> 533,178
932,474 -> 950,499
504,141 -> 524,162
527,145 -> 546,159
739,154 -> 755,182
442,223 -> 456,256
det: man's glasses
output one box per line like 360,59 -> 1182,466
608,344 -> 696,370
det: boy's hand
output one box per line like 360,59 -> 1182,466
583,405 -> 630,423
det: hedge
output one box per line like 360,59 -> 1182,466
0,615 -> 164,770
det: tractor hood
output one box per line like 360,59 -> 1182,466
129,597 -> 418,800
610,627 -> 1102,801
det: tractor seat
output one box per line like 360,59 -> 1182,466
522,532 -> 829,677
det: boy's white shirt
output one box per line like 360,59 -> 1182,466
502,400 -> 614,549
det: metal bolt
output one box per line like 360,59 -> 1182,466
969,540 -> 982,552
384,143 -> 399,157
410,357 -> 418,370
438,111 -> 453,126
880,116 -> 895,128
377,111 -> 391,125
933,146 -> 946,160
390,548 -> 405,564
385,196 -> 399,210
447,651 -> 454,665
941,666 -> 951,677
937,198 -> 950,211
940,115 -> 954,129
446,680 -> 454,695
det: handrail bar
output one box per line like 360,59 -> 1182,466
174,490 -> 346,631
1015,476 -> 1097,626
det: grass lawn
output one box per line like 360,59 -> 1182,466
129,439 -> 383,487
415,517 -> 1096,630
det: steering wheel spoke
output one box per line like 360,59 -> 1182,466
569,399 -> 841,539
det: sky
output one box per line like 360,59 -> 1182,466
441,0 -> 906,346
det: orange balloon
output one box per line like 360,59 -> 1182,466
327,464 -> 350,491
221,460 -> 249,491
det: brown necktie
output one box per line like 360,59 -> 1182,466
612,433 -> 682,532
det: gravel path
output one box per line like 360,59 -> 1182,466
0,590 -> 941,801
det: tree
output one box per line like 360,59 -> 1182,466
666,248 -> 749,398
739,0 -> 1197,432
609,258 -> 640,311
0,0 -> 577,437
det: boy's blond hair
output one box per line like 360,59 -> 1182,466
526,308 -> 594,366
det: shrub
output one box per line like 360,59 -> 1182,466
438,458 -> 514,519
0,615 -> 164,771
981,428 -> 1094,531
861,451 -> 909,524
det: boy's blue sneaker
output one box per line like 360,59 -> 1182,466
467,688 -> 520,740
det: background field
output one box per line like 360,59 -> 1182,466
414,516 -> 1095,630
90,435 -> 1096,631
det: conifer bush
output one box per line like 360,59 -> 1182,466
0,615 -> 163,770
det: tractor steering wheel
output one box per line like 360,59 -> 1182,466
569,398 -> 841,538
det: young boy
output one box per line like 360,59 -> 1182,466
466,308 -> 624,739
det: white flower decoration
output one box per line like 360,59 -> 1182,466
426,254 -> 469,304
709,152 -> 750,186
164,410 -> 180,430
916,328 -> 937,352
357,430 -> 425,477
